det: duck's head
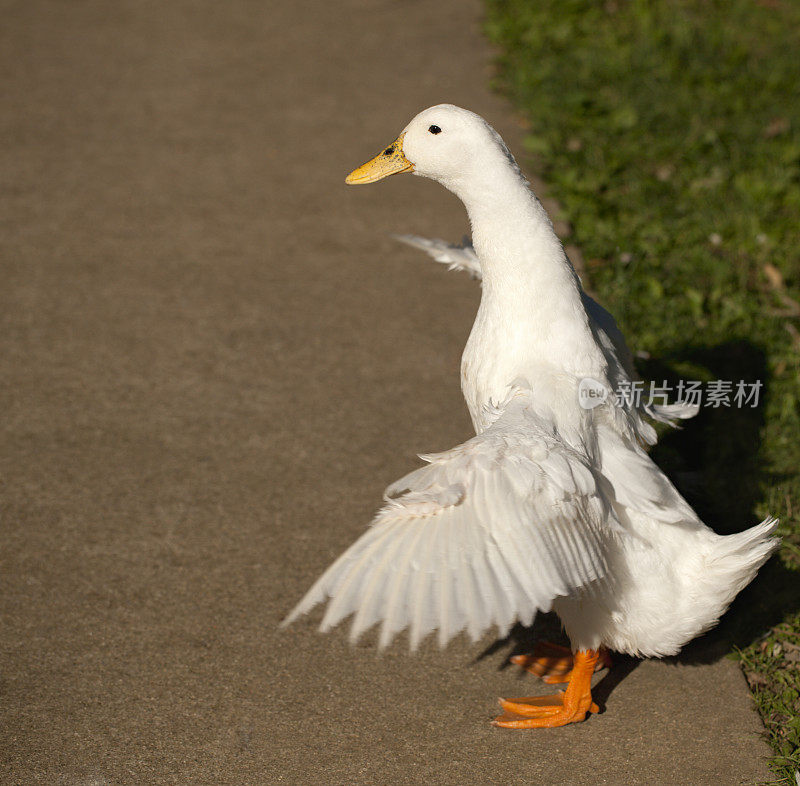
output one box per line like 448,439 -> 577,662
345,104 -> 520,198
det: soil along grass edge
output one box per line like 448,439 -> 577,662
484,0 -> 800,780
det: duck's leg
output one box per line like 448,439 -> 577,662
493,649 -> 600,728
511,642 -> 612,684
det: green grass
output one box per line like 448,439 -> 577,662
484,0 -> 800,780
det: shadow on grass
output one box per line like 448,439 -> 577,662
478,339 -> 800,695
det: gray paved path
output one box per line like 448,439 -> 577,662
1,1 -> 772,783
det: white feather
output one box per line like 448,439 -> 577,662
285,390 -> 616,649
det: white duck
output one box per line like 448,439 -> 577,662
283,105 -> 778,728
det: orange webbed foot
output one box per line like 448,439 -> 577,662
494,649 -> 600,729
511,642 -> 612,684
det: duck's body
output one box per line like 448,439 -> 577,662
284,105 -> 778,727
451,155 -> 775,659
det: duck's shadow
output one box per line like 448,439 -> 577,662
475,614 -> 640,711
477,340 -> 799,699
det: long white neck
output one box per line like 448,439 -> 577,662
451,165 -> 608,431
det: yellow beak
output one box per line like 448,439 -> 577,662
345,133 -> 414,184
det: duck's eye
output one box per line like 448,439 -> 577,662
428,125 -> 442,135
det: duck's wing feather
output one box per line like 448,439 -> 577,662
281,392 -> 615,650
582,293 -> 699,434
393,234 -> 482,279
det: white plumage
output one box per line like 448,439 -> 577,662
285,389 -> 612,649
283,105 -> 778,717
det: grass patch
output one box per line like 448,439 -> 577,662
739,612 -> 800,779
485,0 -> 800,780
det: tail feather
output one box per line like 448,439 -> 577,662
629,516 -> 780,657
707,516 -> 780,587
717,515 -> 780,553
698,516 -> 780,621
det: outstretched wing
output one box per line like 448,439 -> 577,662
282,392 -> 615,650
